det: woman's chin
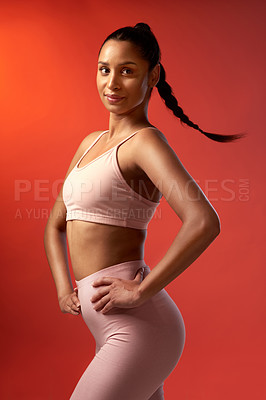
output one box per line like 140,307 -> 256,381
102,103 -> 130,115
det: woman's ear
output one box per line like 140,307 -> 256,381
148,63 -> 160,88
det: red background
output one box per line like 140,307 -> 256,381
1,0 -> 265,399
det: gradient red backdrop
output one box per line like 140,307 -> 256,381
1,0 -> 265,399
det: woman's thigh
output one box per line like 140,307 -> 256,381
70,339 -> 165,400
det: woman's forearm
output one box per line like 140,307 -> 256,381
137,218 -> 220,302
43,224 -> 74,301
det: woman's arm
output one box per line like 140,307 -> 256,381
43,131 -> 102,305
137,217 -> 219,302
133,129 -> 221,302
43,198 -> 74,301
44,202 -> 81,316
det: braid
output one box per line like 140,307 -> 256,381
156,63 -> 247,143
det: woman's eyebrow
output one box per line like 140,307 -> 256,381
98,61 -> 137,66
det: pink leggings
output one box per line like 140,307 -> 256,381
69,259 -> 186,400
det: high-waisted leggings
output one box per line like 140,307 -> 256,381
69,259 -> 186,400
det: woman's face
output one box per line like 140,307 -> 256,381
96,39 -> 156,115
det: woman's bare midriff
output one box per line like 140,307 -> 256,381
67,220 -> 147,281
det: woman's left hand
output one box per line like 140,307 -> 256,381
90,268 -> 145,314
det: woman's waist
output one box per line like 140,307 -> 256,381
74,258 -> 149,288
70,243 -> 145,281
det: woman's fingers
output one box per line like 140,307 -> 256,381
68,305 -> 80,315
68,293 -> 81,314
92,293 -> 111,311
72,293 -> 81,307
90,286 -> 110,303
89,273 -> 143,313
59,292 -> 81,315
72,302 -> 81,312
92,276 -> 118,287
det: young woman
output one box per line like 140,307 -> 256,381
44,23 -> 245,400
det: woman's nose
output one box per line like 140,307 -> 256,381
107,73 -> 120,90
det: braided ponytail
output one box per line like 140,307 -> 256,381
156,63 -> 246,142
99,23 -> 247,143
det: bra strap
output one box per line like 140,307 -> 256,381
76,130 -> 108,167
115,127 -> 158,148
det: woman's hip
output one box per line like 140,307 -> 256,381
75,259 -> 186,355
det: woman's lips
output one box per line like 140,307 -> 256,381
105,94 -> 125,104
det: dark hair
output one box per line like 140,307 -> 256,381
98,22 -> 247,143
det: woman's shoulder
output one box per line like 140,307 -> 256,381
81,129 -> 106,149
134,126 -> 169,146
73,129 -> 107,155
131,126 -> 180,173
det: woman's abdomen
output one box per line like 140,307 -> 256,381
67,220 -> 146,280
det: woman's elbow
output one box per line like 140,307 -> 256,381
201,213 -> 221,238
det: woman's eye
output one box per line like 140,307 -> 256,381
99,67 -> 109,74
122,68 -> 132,75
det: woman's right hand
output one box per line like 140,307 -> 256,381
58,288 -> 81,315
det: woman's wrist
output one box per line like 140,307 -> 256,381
135,283 -> 150,305
58,288 -> 74,302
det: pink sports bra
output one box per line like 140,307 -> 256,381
62,128 -> 161,230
